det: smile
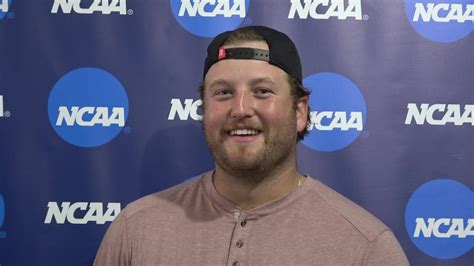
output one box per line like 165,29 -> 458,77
229,129 -> 261,136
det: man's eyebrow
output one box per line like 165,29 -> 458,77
207,79 -> 232,88
249,77 -> 276,86
207,77 -> 275,88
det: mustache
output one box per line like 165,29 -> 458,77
222,119 -> 263,132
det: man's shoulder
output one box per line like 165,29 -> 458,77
120,174 -> 205,221
307,178 -> 390,242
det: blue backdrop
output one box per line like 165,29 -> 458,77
0,0 -> 472,265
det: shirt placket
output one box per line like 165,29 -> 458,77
226,211 -> 253,266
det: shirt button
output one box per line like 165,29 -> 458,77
232,261 -> 240,266
236,240 -> 244,248
240,220 -> 247,227
234,212 -> 241,220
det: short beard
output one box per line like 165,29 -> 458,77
204,116 -> 297,185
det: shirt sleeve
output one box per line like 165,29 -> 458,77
362,230 -> 410,266
94,211 -> 131,266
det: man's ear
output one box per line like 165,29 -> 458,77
296,96 -> 308,133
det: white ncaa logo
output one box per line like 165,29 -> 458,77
412,2 -> 474,23
0,95 -> 10,118
168,98 -> 202,121
414,218 -> 474,238
405,103 -> 474,126
288,0 -> 363,20
44,202 -> 121,224
0,95 -> 3,117
51,0 -> 128,15
56,106 -> 125,127
178,0 -> 246,18
0,0 -> 9,13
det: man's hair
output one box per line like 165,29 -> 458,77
200,27 -> 311,141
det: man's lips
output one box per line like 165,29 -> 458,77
226,128 -> 263,143
229,129 -> 260,136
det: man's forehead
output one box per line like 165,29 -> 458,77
204,58 -> 287,87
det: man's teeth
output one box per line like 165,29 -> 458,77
230,129 -> 259,136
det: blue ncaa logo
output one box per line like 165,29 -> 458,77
0,193 -> 5,238
170,0 -> 249,38
404,0 -> 474,43
48,67 -> 129,148
405,179 -> 473,259
302,72 -> 367,152
0,0 -> 12,20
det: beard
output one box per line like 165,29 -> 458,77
203,113 -> 298,184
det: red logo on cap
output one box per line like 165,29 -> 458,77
218,46 -> 226,60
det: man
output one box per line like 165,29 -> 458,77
95,25 -> 409,265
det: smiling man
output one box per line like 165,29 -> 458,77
95,26 -> 409,265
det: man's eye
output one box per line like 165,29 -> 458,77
215,89 -> 232,96
255,88 -> 272,96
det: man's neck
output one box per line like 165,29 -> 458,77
212,160 -> 302,210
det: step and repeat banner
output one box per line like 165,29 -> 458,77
0,0 -> 472,265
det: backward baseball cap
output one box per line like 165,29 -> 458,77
203,25 -> 303,85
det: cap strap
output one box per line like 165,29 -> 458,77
217,47 -> 270,62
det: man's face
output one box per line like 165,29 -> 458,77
202,41 -> 308,181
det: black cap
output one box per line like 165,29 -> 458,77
203,25 -> 303,84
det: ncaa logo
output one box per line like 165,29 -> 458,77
0,0 -> 12,19
405,179 -> 473,259
51,0 -> 130,15
404,0 -> 474,43
170,0 -> 249,37
302,72 -> 367,152
48,67 -> 129,148
288,0 -> 364,20
0,194 -> 5,238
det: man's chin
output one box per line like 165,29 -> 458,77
216,152 -> 264,172
219,162 -> 268,183
223,150 -> 262,163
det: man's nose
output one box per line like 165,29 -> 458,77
230,90 -> 254,118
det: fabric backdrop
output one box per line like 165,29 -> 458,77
0,0 -> 472,265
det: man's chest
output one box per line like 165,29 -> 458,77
128,212 -> 367,265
